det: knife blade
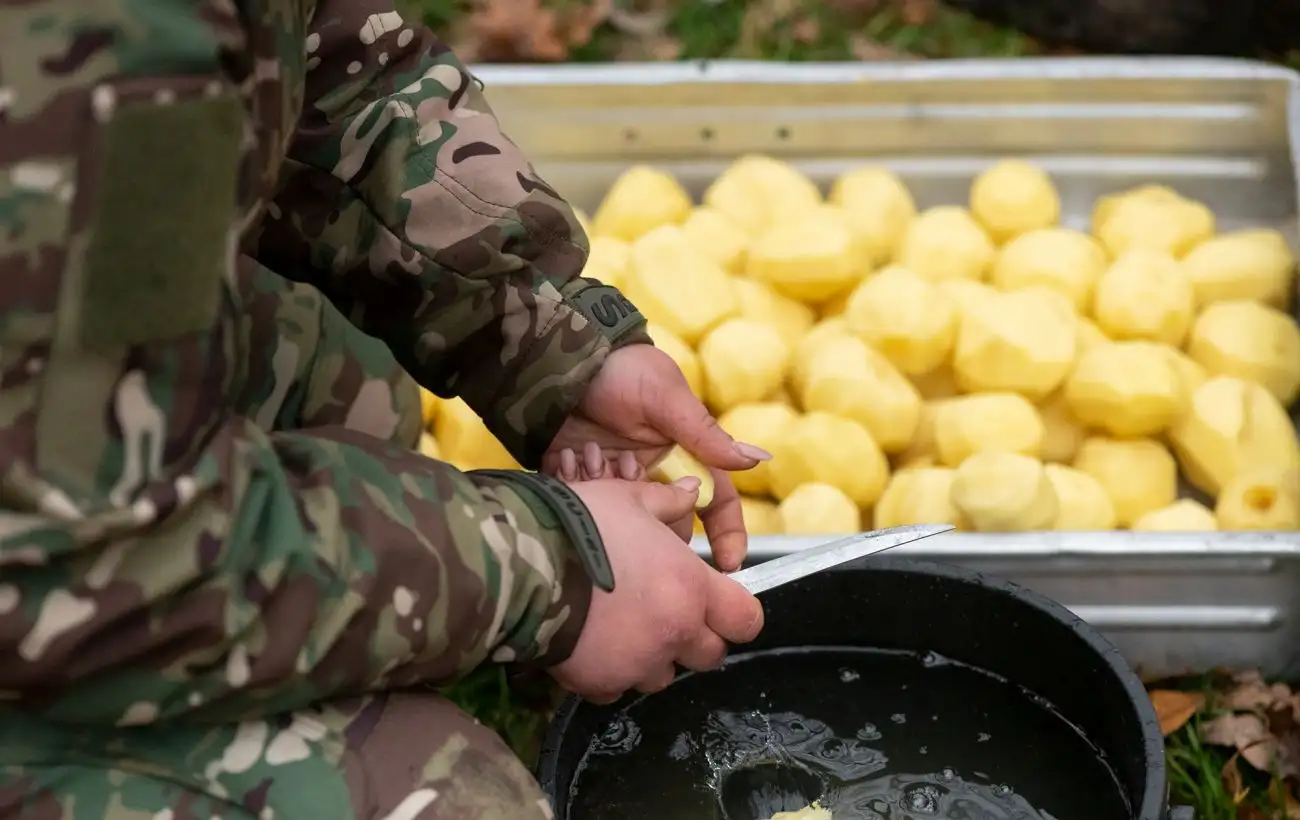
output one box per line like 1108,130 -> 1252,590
727,523 -> 955,595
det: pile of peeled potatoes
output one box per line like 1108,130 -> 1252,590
417,155 -> 1300,535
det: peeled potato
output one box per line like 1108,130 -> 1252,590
1073,436 -> 1178,527
894,399 -> 950,470
1181,228 -> 1295,309
937,278 -> 999,320
1132,499 -> 1218,532
990,227 -> 1107,311
703,155 -> 823,236
829,167 -> 917,266
789,318 -> 852,396
592,165 -> 692,241
738,497 -> 783,536
769,805 -> 833,820
844,266 -> 959,375
1160,346 -> 1210,396
1037,391 -> 1087,464
698,319 -> 791,413
1186,300 -> 1300,406
1045,464 -> 1117,530
875,467 -> 968,529
778,482 -> 863,535
951,452 -> 1059,532
646,322 -> 705,401
800,336 -> 923,453
1215,468 -> 1300,530
680,207 -> 750,273
933,392 -> 1044,466
1168,375 -> 1300,496
650,447 -> 716,509
719,402 -> 800,496
913,366 -> 961,401
1064,341 -> 1186,437
747,216 -> 862,304
953,288 -> 1078,400
436,398 -> 519,471
896,206 -> 996,283
1092,186 -> 1215,258
769,412 -> 890,507
969,160 -> 1061,243
1092,250 -> 1196,347
585,237 -> 632,288
732,277 -> 817,349
417,431 -> 441,460
1076,317 -> 1111,353
626,226 -> 739,345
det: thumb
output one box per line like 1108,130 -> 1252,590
647,377 -> 768,471
632,479 -> 700,525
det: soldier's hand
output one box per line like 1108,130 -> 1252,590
548,478 -> 764,703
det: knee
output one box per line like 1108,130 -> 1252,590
343,693 -> 550,820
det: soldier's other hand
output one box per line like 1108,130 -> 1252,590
547,478 -> 764,703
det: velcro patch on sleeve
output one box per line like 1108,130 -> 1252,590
569,283 -> 646,348
79,90 -> 244,348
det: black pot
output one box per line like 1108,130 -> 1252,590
537,559 -> 1186,820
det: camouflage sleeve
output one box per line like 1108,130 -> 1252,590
0,1 -> 593,725
247,3 -> 649,470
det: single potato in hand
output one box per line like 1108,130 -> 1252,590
990,227 -> 1106,310
1064,341 -> 1187,437
778,483 -> 862,535
951,452 -> 1060,532
1181,228 -> 1295,309
593,165 -> 693,241
953,288 -> 1078,399
719,402 -> 801,496
933,392 -> 1045,466
1132,499 -> 1218,532
875,467 -> 968,529
969,160 -> 1061,243
651,447 -> 716,509
1092,250 -> 1196,347
1187,300 -> 1300,406
1168,375 -> 1300,496
698,318 -> 791,412
897,206 -> 996,283
769,412 -> 890,507
1073,436 -> 1178,527
844,266 -> 959,376
1045,464 -> 1117,530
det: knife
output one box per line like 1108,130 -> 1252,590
727,523 -> 955,595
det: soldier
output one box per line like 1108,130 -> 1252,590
0,0 -> 769,817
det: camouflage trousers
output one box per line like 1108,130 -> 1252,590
0,261 -> 553,820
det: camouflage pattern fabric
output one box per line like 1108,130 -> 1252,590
0,0 -> 640,814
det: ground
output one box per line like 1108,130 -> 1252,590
408,0 -> 1300,814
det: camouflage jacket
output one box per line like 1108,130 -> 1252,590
0,0 -> 643,725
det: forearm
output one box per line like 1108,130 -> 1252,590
248,6 -> 647,467
0,422 -> 590,725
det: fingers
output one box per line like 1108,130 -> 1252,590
699,468 -> 748,572
632,479 -> 701,524
634,663 -> 679,695
617,450 -> 643,481
704,571 -> 765,645
552,446 -> 647,482
645,374 -> 772,472
558,448 -> 579,482
676,629 -> 728,673
666,508 -> 695,543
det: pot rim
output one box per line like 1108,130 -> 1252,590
537,558 -> 1167,820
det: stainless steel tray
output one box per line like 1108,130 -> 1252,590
474,57 -> 1300,678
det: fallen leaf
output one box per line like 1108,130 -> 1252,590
848,34 -> 915,61
1220,670 -> 1292,712
1220,751 -> 1246,802
1264,701 -> 1300,779
1203,712 -> 1280,772
1148,689 -> 1205,736
899,0 -> 935,26
792,17 -> 820,44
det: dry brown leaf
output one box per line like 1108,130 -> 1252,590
1148,690 -> 1205,737
612,33 -> 681,61
847,34 -> 914,61
1220,670 -> 1293,712
899,0 -> 935,26
456,0 -> 612,62
1221,751 -> 1247,802
1203,712 -> 1280,772
792,17 -> 820,45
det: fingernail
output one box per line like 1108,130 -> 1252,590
734,442 -> 773,462
673,476 -> 702,492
